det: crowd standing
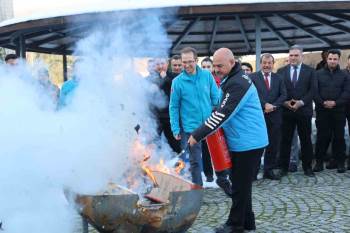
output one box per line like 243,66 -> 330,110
3,45 -> 350,233
148,46 -> 350,233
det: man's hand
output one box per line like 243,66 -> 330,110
188,135 -> 198,146
290,100 -> 303,111
264,103 -> 276,113
159,70 -> 167,79
283,100 -> 294,111
174,134 -> 181,140
324,100 -> 336,109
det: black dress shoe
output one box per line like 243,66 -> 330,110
313,161 -> 324,172
215,224 -> 233,233
288,163 -> 298,172
216,224 -> 245,233
337,163 -> 346,173
326,159 -> 337,169
279,169 -> 288,177
245,224 -> 256,231
244,216 -> 256,231
263,170 -> 281,180
304,168 -> 315,177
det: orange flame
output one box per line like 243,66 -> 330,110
155,159 -> 171,174
175,159 -> 185,174
130,138 -> 187,189
141,164 -> 158,187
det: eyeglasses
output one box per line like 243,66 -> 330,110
182,60 -> 196,65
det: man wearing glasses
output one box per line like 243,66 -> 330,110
169,47 -> 219,186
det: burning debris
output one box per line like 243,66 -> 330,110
73,170 -> 203,233
68,137 -> 203,233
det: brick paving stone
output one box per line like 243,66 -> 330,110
74,169 -> 350,233
188,169 -> 350,233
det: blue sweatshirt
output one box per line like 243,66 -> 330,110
169,65 -> 219,135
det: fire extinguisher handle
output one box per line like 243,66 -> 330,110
177,143 -> 190,158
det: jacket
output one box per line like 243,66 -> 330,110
250,71 -> 287,124
169,65 -> 219,135
314,65 -> 350,111
277,64 -> 315,117
192,64 -> 268,152
58,78 -> 79,107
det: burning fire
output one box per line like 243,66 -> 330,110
141,164 -> 158,187
155,159 -> 170,174
130,139 -> 186,188
175,160 -> 185,174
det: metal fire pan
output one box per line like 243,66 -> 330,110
75,189 -> 203,233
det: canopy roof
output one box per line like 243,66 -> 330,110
0,1 -> 349,56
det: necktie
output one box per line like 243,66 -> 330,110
292,66 -> 298,87
264,73 -> 270,90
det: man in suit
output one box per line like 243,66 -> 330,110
251,53 -> 287,180
277,45 -> 316,177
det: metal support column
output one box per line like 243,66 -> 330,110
15,38 -> 20,57
255,15 -> 262,72
63,54 -> 68,82
18,35 -> 26,59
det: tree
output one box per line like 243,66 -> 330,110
0,47 -> 6,61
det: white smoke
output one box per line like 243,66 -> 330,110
0,8 -> 175,233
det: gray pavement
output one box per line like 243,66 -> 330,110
189,168 -> 350,233
76,168 -> 350,233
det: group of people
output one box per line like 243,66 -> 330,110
147,45 -> 350,233
4,45 -> 350,233
2,53 -> 81,108
3,53 -> 60,103
147,46 -> 267,233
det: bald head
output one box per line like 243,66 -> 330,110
214,48 -> 235,60
213,48 -> 235,79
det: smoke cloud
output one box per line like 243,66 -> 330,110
0,8 -> 175,233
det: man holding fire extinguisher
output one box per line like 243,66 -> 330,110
188,48 -> 268,233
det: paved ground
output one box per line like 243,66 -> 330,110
76,168 -> 350,233
189,168 -> 350,233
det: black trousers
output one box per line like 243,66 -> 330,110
315,110 -> 346,163
264,116 -> 281,172
226,148 -> 264,232
158,117 -> 181,153
279,113 -> 313,171
201,140 -> 214,178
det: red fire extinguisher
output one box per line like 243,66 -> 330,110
206,128 -> 232,172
